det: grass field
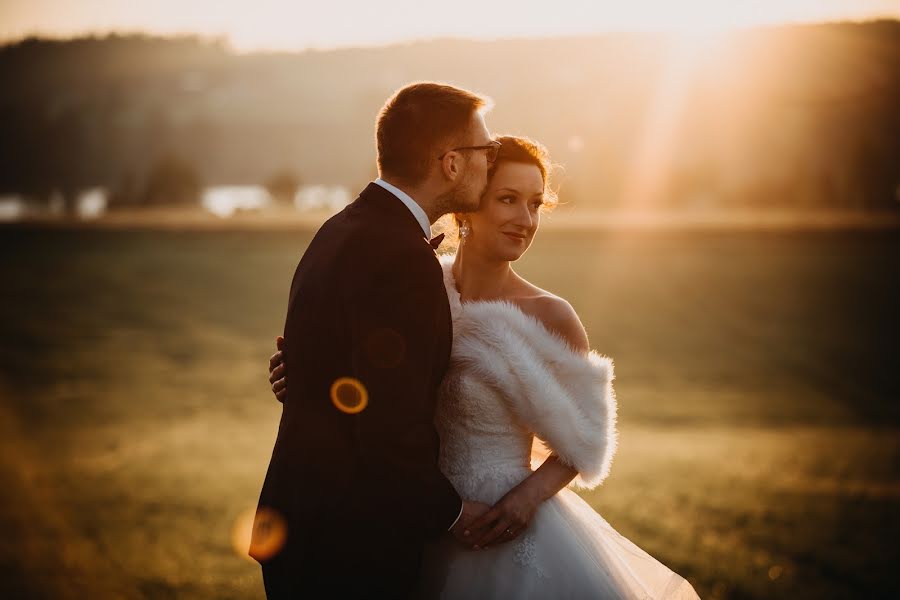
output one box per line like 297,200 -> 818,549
0,225 -> 897,599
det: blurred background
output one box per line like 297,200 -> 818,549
0,1 -> 898,598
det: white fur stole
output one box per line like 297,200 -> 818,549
439,254 -> 618,489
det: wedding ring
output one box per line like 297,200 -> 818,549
505,528 -> 512,535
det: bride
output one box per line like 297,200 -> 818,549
268,135 -> 700,599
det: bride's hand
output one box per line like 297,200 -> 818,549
268,336 -> 287,402
464,487 -> 540,550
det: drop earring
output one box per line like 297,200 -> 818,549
459,221 -> 470,239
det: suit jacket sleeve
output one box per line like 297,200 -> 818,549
343,244 -> 462,538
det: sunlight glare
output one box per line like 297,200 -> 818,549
619,29 -> 729,212
3,0 -> 895,52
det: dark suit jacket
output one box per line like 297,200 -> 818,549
254,182 -> 461,594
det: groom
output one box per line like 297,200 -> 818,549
252,82 -> 497,598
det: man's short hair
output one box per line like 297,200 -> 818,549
376,82 -> 492,185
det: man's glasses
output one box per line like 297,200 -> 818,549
438,140 -> 502,164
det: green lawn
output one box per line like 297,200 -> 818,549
0,226 -> 897,599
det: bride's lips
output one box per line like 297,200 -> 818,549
503,232 -> 526,242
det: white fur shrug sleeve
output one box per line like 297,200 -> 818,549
440,254 -> 618,490
452,302 -> 618,489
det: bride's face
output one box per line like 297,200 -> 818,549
463,161 -> 545,262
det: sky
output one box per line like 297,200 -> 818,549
1,0 -> 899,52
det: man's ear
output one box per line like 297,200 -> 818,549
439,151 -> 461,182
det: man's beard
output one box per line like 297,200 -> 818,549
434,172 -> 486,217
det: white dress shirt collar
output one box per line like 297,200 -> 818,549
373,178 -> 432,239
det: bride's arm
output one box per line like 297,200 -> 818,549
466,298 -> 590,549
511,454 -> 579,507
466,455 -> 579,550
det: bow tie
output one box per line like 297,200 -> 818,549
428,233 -> 445,250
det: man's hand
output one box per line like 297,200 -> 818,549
268,336 -> 287,403
449,500 -> 491,546
463,487 -> 540,550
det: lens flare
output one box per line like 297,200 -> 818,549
236,506 -> 288,563
330,377 -> 369,414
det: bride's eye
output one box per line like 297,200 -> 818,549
530,200 -> 544,211
498,195 -> 515,204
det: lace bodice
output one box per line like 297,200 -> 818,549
433,256 -> 534,502
435,351 -> 536,503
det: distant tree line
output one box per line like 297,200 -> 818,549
0,24 -> 897,213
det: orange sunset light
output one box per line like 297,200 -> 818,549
1,0 -> 897,52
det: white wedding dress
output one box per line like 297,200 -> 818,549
416,255 -> 700,599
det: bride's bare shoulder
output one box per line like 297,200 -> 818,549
511,279 -> 590,353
